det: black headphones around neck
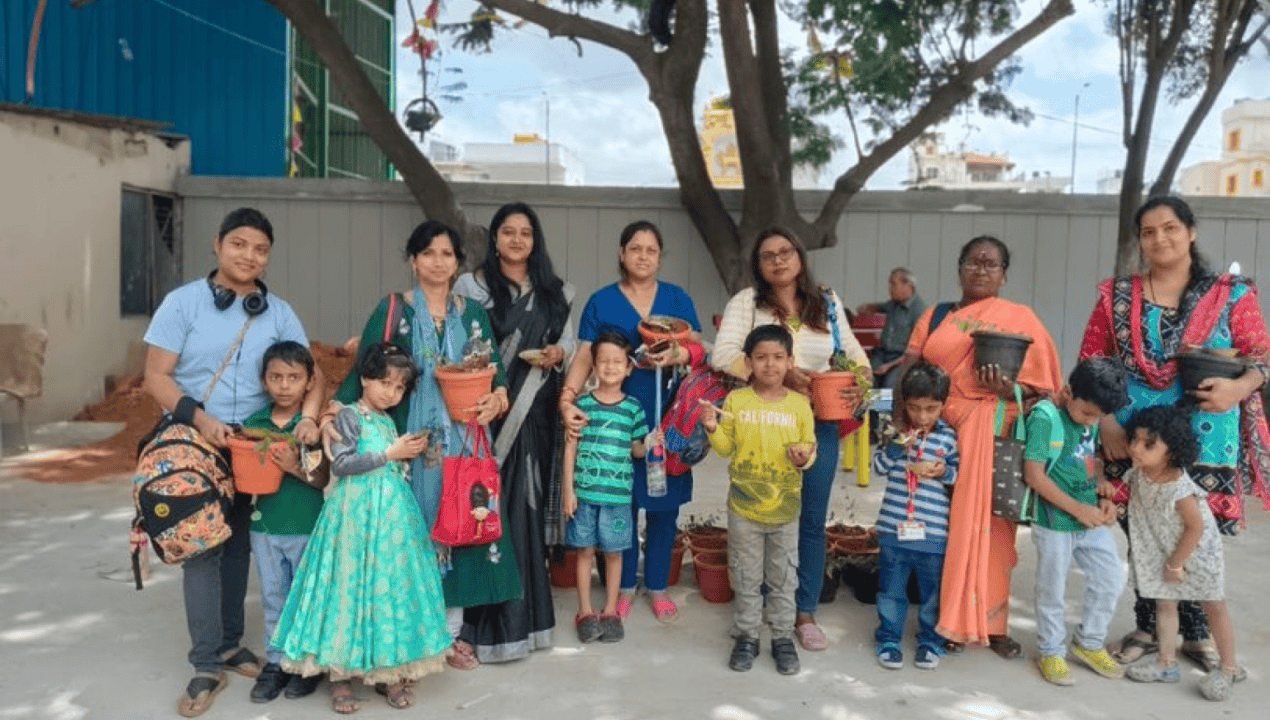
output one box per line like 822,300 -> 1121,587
207,270 -> 269,316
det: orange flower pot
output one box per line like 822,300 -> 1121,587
434,364 -> 496,422
668,534 -> 687,586
809,371 -> 858,420
228,438 -> 285,495
638,315 -> 693,346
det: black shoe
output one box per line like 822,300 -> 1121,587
772,638 -> 800,675
284,672 -> 323,699
249,663 -> 289,704
729,636 -> 759,672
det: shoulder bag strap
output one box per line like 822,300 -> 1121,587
822,287 -> 844,354
383,293 -> 400,343
200,315 -> 257,405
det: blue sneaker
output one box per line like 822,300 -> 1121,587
914,645 -> 940,670
876,644 -> 903,670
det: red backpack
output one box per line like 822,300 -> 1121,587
660,343 -> 744,476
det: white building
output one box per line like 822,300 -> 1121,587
906,133 -> 1068,193
427,135 -> 584,185
1179,98 -> 1270,197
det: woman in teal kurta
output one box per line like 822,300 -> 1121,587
326,221 -> 518,668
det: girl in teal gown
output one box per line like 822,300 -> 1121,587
272,344 -> 449,711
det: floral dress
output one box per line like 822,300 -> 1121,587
272,405 -> 450,683
1128,468 -> 1225,602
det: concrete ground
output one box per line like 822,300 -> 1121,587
0,422 -> 1265,720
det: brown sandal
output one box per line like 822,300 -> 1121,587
988,634 -> 1022,660
177,672 -> 227,718
376,682 -> 413,709
331,681 -> 360,715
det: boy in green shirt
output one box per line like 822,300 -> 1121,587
702,324 -> 816,676
244,342 -> 328,703
1022,358 -> 1127,687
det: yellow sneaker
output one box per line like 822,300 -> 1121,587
1039,654 -> 1075,686
1071,646 -> 1125,679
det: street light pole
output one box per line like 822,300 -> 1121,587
1070,82 -> 1090,194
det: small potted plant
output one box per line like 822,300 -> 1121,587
809,351 -> 872,420
227,427 -> 298,495
435,321 -> 497,422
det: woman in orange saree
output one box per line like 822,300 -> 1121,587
904,236 -> 1062,657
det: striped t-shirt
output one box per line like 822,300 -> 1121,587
872,419 -> 959,554
574,393 -> 648,505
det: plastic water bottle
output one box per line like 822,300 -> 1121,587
646,438 -> 667,497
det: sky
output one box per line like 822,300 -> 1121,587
392,0 -> 1270,193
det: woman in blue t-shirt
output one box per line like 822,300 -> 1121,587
560,220 -> 700,623
142,208 -> 325,716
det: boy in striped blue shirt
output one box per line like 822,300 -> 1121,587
563,332 -> 651,644
871,362 -> 959,671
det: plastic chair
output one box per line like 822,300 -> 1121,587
839,413 -> 870,488
0,324 -> 48,456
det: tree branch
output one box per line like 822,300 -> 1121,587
480,0 -> 651,62
809,0 -> 1076,245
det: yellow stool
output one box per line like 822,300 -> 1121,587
839,413 -> 870,487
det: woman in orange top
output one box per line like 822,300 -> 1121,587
903,235 -> 1062,658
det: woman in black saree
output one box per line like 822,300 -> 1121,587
452,202 -> 575,663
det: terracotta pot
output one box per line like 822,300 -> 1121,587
819,566 -> 843,604
668,535 -> 687,587
689,534 -> 727,556
228,438 -> 285,495
809,371 -> 858,420
971,330 -> 1033,381
549,548 -> 579,588
692,554 -> 734,604
638,315 -> 694,346
434,364 -> 496,422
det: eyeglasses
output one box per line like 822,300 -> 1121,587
959,260 -> 1004,273
759,248 -> 797,265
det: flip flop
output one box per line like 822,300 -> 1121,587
795,622 -> 828,651
616,593 -> 634,620
1181,644 -> 1222,673
177,672 -> 227,718
650,594 -> 678,623
988,634 -> 1023,660
1110,633 -> 1158,664
221,647 -> 262,678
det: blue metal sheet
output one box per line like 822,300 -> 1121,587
2,0 -> 288,176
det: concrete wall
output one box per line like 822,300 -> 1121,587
0,108 -> 190,423
178,177 -> 1270,377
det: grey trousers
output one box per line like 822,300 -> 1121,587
183,493 -> 253,672
728,509 -> 799,641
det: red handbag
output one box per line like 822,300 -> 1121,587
432,421 -> 502,547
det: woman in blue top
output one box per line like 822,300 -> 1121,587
560,220 -> 700,622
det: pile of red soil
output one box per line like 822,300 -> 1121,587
14,341 -> 356,484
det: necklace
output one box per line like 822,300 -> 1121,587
1146,272 -> 1178,310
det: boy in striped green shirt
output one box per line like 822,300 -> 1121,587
563,332 -> 652,643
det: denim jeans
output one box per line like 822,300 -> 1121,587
250,532 -> 310,665
184,493 -> 253,672
728,510 -> 799,640
795,421 -> 842,614
620,505 -> 680,593
874,543 -> 945,650
1031,524 -> 1124,657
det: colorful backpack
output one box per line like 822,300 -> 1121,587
660,343 -> 744,476
132,420 -> 234,580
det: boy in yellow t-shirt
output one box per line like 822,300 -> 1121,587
702,324 -> 816,676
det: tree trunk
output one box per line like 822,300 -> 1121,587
262,0 -> 484,257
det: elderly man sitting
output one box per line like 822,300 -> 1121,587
856,268 -> 925,389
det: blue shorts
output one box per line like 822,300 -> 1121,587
566,499 -> 632,554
